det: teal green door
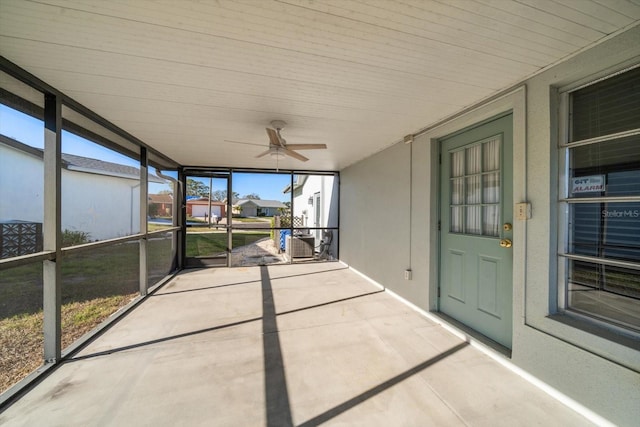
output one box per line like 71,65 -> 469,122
439,114 -> 513,348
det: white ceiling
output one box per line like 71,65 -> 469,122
1,0 -> 639,170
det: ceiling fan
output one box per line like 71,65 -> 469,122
226,120 -> 327,162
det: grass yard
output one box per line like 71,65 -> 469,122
186,231 -> 270,257
148,222 -> 174,232
0,293 -> 136,393
0,234 -> 175,393
232,217 -> 272,222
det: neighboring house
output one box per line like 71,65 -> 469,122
283,175 -> 338,233
234,199 -> 286,217
148,193 -> 173,216
0,135 -> 164,241
283,174 -> 339,258
186,198 -> 226,218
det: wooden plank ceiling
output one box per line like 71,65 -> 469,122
1,0 -> 639,170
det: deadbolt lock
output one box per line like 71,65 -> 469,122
499,239 -> 512,248
503,223 -> 512,231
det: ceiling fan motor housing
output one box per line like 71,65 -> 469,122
270,120 -> 287,130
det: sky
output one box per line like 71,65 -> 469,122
1,105 -> 292,201
187,173 -> 291,202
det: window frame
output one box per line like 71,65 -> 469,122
557,64 -> 640,336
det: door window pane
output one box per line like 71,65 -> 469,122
449,136 -> 501,237
451,150 -> 464,177
483,173 -> 500,203
466,144 -> 481,174
483,206 -> 500,236
466,206 -> 481,235
450,207 -> 463,233
483,138 -> 500,171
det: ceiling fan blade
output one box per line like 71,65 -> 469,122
266,128 -> 282,146
224,139 -> 266,147
282,148 -> 309,162
255,149 -> 272,158
282,144 -> 327,150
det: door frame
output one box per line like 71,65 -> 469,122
182,171 -> 232,268
437,113 -> 514,348
425,87 -> 527,347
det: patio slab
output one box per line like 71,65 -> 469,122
0,263 -> 593,426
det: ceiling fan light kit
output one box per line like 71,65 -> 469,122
269,148 -> 285,159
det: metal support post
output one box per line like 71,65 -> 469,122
227,174 -> 233,267
43,94 -> 61,363
178,169 -> 186,269
139,147 -> 148,296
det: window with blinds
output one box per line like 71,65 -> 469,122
561,65 -> 640,332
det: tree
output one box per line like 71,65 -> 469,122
148,203 -> 161,217
186,178 -> 209,197
211,190 -> 225,201
244,193 -> 261,200
158,189 -> 173,195
211,190 -> 239,201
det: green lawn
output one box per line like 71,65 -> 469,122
186,231 -> 270,257
232,217 -> 272,222
0,293 -> 136,394
0,236 -> 174,319
0,236 -> 175,393
0,231 -> 271,393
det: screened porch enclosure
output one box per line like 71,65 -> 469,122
182,170 -> 339,269
0,61 -> 340,399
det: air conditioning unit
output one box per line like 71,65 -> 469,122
285,235 -> 314,258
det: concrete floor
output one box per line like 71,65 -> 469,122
0,263 -> 592,426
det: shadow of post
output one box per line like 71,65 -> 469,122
297,342 -> 469,427
261,266 -> 293,427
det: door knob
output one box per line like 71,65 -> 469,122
499,239 -> 512,248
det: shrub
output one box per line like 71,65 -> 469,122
62,229 -> 91,247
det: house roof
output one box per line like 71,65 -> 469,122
1,134 -> 164,183
62,153 -> 164,182
283,175 -> 308,194
186,198 -> 225,206
149,194 -> 173,204
236,199 -> 286,209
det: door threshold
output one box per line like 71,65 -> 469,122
435,312 -> 512,358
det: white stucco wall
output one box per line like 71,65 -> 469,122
291,175 -> 338,229
1,145 -> 142,241
340,25 -> 640,426
61,169 -> 140,240
0,144 -> 44,223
